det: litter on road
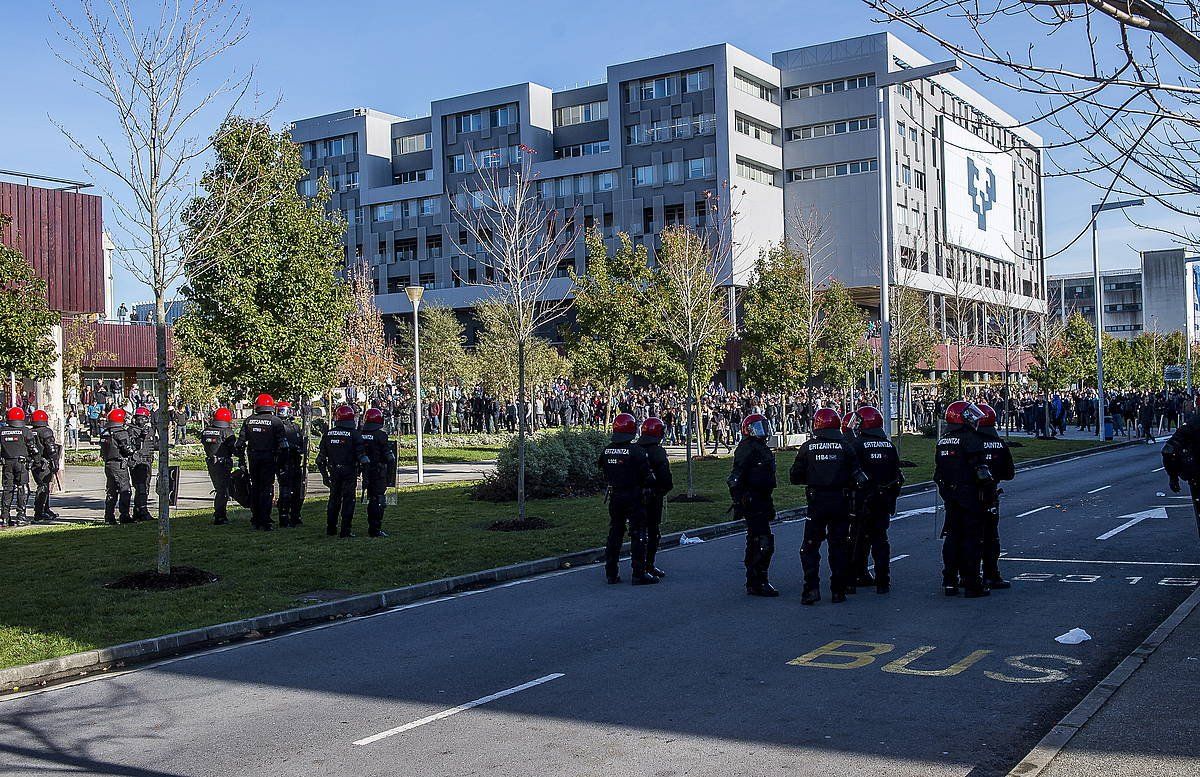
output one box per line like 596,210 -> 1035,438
1055,628 -> 1093,645
679,534 -> 704,545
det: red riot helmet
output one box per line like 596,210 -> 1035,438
276,401 -> 294,419
107,408 -> 127,425
134,406 -> 151,417
612,413 -> 638,436
945,400 -> 970,426
213,407 -> 233,427
254,393 -> 275,412
640,417 -> 664,441
961,402 -> 986,429
856,405 -> 884,430
813,408 -> 841,431
841,412 -> 857,435
976,403 -> 997,428
31,409 -> 49,424
742,413 -> 769,439
364,407 -> 385,425
6,407 -> 24,422
334,404 -> 355,422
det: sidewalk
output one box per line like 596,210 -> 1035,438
1039,594 -> 1200,776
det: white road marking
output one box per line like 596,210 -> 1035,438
1152,467 -> 1165,472
866,554 -> 908,572
1097,507 -> 1169,540
1017,505 -> 1052,517
1086,485 -> 1111,494
891,506 -> 936,522
1003,557 -> 1200,567
353,673 -> 565,746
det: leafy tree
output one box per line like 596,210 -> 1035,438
1028,315 -> 1070,391
0,214 -> 59,381
1061,312 -> 1097,388
741,241 -> 815,396
178,118 -> 351,404
471,302 -> 571,397
889,275 -> 939,427
396,304 -> 469,416
339,261 -> 400,401
172,348 -> 220,408
568,230 -> 661,423
817,281 -> 871,393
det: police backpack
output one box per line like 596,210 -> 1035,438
228,468 -> 252,509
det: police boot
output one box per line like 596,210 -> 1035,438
630,529 -> 657,585
801,586 -> 821,605
961,575 -> 990,598
856,572 -> 876,587
983,565 -> 1011,589
831,591 -> 847,604
942,572 -> 960,596
632,571 -> 659,586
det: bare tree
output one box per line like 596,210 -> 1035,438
943,256 -> 988,398
862,0 -> 1200,247
339,261 -> 400,402
787,206 -> 836,416
53,0 -> 269,574
449,149 -> 576,521
986,287 -> 1037,434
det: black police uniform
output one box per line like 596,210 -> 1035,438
276,416 -> 307,527
99,420 -> 136,524
790,427 -> 865,603
934,423 -> 990,596
977,425 -> 1016,587
599,431 -> 656,584
31,417 -> 61,522
200,420 -> 236,525
0,419 -> 39,526
850,427 -> 903,592
639,434 -> 673,577
316,418 -> 368,537
235,409 -> 289,530
729,434 -> 778,595
129,414 -> 158,521
360,418 -> 395,537
1162,414 -> 1200,532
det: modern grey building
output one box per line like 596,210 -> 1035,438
1048,248 -> 1200,341
292,32 -> 1045,354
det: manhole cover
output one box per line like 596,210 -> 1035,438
295,589 -> 355,603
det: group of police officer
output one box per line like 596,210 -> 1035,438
195,394 -> 395,537
0,408 -> 62,527
599,400 -> 1015,602
96,406 -> 160,524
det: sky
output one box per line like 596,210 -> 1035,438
0,0 -> 1187,307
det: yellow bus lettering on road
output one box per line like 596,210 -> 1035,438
881,646 -> 993,677
788,640 -> 895,669
984,654 -> 1082,684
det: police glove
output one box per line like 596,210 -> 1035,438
853,470 -> 870,488
320,470 -> 332,488
1170,475 -> 1181,493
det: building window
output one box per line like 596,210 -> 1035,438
683,68 -> 712,93
732,71 -> 777,103
786,73 -> 876,99
736,158 -> 775,186
448,154 -> 468,173
664,161 -> 682,184
553,140 -> 611,159
632,165 -> 655,187
299,178 -> 317,197
455,112 -> 482,133
555,100 -> 608,126
692,113 -> 717,136
395,169 -> 432,185
324,135 -> 356,156
901,164 -> 912,186
897,121 -> 907,138
625,124 -> 648,145
788,116 -> 876,141
373,203 -> 396,222
640,75 -> 677,101
788,158 -> 879,181
394,132 -> 432,155
427,235 -> 442,258
491,105 -> 517,128
576,173 -> 592,194
688,157 -> 716,180
476,148 -> 504,168
735,115 -> 775,143
556,177 -> 573,198
594,172 -> 615,191
538,180 -> 554,200
915,170 -> 926,191
421,197 -> 441,216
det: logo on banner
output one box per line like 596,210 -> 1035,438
967,157 -> 997,231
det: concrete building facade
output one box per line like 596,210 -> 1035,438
292,33 -> 1046,366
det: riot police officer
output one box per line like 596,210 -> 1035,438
639,416 -> 673,578
600,413 -> 656,585
848,406 -> 902,594
235,393 -> 289,530
30,409 -> 61,522
729,412 -> 779,597
1164,410 -> 1200,529
975,403 -> 1016,589
99,407 -> 136,525
316,404 -> 368,537
361,407 -> 396,538
790,407 -> 866,604
0,408 -> 39,527
935,401 -> 990,598
129,406 -> 157,522
275,401 -> 306,528
200,407 -> 236,525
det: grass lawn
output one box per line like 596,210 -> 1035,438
0,433 -> 1103,671
66,441 -> 504,470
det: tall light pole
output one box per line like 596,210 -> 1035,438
1091,198 -> 1144,437
877,59 -> 960,434
1185,257 -> 1200,396
405,285 -> 425,483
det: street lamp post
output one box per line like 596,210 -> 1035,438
877,59 -> 960,434
405,285 -> 425,484
1185,258 -> 1200,396
1090,199 -> 1144,437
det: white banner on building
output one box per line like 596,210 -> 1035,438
940,118 -> 1016,262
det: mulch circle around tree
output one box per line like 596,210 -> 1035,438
106,566 -> 219,591
487,517 -> 553,532
668,494 -> 714,503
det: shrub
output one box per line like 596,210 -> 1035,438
471,427 -> 608,502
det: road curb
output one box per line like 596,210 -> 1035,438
1006,583 -> 1200,776
0,437 -> 1145,694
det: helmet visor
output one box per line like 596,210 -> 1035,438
746,419 -> 769,438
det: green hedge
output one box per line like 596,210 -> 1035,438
472,427 -> 608,501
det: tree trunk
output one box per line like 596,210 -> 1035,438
517,337 -> 527,521
154,295 -> 171,575
685,364 -> 695,498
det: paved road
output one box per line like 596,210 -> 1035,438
1,443 -> 1196,776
